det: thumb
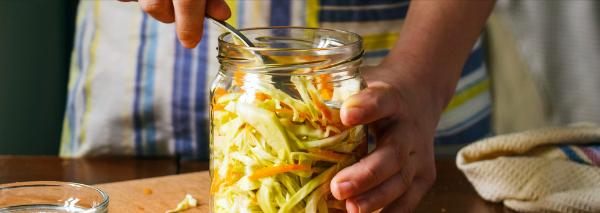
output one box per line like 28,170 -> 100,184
206,0 -> 231,20
341,81 -> 401,126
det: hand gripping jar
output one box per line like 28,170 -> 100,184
210,27 -> 366,213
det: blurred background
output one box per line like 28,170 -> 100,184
0,0 -> 79,155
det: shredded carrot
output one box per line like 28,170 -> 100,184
320,88 -> 333,101
233,71 -> 245,86
309,90 -> 333,122
212,103 -> 226,111
210,170 -> 223,194
255,92 -> 271,101
316,74 -> 334,100
249,164 -> 309,180
213,88 -> 227,99
212,88 -> 228,107
307,148 -> 349,161
275,104 -> 308,120
275,108 -> 293,116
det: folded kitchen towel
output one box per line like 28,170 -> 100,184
456,124 -> 600,213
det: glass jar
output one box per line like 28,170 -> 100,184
0,181 -> 109,213
210,27 -> 366,213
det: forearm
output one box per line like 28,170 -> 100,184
382,0 -> 495,111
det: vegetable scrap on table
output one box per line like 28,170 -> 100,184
165,194 -> 198,213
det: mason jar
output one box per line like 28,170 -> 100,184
210,27 -> 366,213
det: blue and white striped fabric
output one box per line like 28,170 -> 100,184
61,0 -> 491,159
435,39 -> 493,154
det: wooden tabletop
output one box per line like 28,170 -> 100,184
0,155 -> 513,213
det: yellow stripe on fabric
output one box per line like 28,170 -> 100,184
67,4 -> 87,91
306,0 -> 319,27
59,117 -> 72,156
362,32 -> 399,52
60,1 -> 92,156
444,79 -> 490,113
79,0 -> 101,145
225,0 -> 238,28
62,44 -> 80,156
67,57 -> 79,90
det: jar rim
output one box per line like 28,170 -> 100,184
217,26 -> 363,52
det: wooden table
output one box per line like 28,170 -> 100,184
0,156 -> 513,213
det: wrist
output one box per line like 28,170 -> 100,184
378,55 -> 457,116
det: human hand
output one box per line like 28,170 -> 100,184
119,0 -> 231,48
331,64 -> 442,213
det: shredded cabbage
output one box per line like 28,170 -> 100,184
165,194 -> 198,213
211,75 -> 365,213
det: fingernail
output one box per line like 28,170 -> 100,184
336,181 -> 354,197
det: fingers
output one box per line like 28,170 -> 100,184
205,0 -> 231,20
139,0 -> 175,23
331,130 -> 409,200
381,178 -> 433,213
173,0 -> 207,48
125,0 -> 231,48
347,155 -> 416,213
341,81 -> 402,126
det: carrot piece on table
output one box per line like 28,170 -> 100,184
143,188 -> 153,195
249,164 -> 309,180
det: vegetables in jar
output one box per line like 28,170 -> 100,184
210,27 -> 365,213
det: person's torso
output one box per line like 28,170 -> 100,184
61,0 -> 491,159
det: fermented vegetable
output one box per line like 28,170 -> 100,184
210,75 -> 366,213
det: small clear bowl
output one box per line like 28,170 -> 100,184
0,181 -> 109,213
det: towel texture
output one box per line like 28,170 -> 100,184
457,124 -> 600,213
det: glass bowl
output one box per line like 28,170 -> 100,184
0,181 -> 109,213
